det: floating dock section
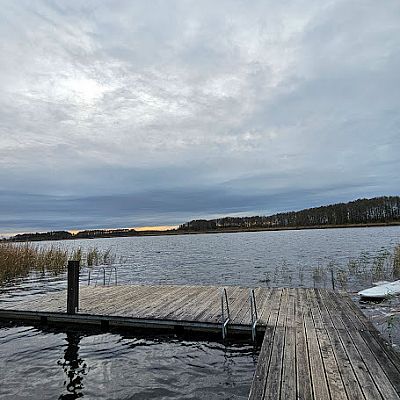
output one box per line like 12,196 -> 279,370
1,285 -> 400,399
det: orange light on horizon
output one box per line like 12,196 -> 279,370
1,226 -> 179,237
67,225 -> 178,234
134,225 -> 178,231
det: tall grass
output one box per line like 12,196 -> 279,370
393,245 -> 400,279
0,243 -> 117,284
312,244 -> 400,291
0,243 -> 68,283
70,247 -> 116,267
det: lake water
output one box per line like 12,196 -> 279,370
1,226 -> 400,399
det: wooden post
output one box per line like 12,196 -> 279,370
67,260 -> 80,314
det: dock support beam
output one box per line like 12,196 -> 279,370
67,260 -> 80,314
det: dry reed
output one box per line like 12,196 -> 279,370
0,243 -> 68,283
311,243 -> 400,291
0,243 -> 117,284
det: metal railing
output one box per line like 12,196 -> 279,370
249,288 -> 258,341
220,288 -> 230,340
87,266 -> 118,286
220,287 -> 259,341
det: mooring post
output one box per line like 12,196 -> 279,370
67,260 -> 80,314
331,269 -> 335,291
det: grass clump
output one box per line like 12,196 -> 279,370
311,244 -> 400,292
0,243 -> 117,285
0,243 -> 68,283
87,248 -> 101,266
53,246 -> 116,268
393,244 -> 400,279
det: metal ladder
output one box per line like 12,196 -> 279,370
220,287 -> 259,341
249,288 -> 258,341
220,288 -> 230,340
88,266 -> 118,286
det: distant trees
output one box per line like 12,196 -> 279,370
8,228 -> 138,242
9,231 -> 74,242
74,228 -> 138,239
178,196 -> 400,231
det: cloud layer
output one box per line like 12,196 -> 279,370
0,0 -> 399,233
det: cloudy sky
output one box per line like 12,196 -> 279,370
0,0 -> 399,234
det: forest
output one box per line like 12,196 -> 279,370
178,196 -> 400,231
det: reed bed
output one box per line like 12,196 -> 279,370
261,243 -> 400,292
310,243 -> 400,291
70,247 -> 116,267
0,243 -> 68,283
0,243 -> 116,284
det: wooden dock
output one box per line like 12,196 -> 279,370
249,288 -> 400,400
0,285 -> 268,336
1,285 -> 400,399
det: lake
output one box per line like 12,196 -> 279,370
1,226 -> 399,399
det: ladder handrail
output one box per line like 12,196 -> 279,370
88,265 -> 118,286
249,288 -> 259,341
93,267 -> 106,286
107,266 -> 118,286
221,287 -> 230,339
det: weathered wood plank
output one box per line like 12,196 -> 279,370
229,288 -> 251,324
322,290 -> 384,400
143,286 -> 193,318
295,288 -> 313,400
191,288 -> 222,322
254,288 -> 271,320
237,288 -> 270,326
307,289 -> 347,400
315,289 -> 364,400
263,288 -> 289,399
280,288 -> 296,400
164,286 -> 213,320
340,292 -> 400,372
200,286 -> 238,323
175,286 -> 219,321
329,291 -> 400,400
257,288 -> 280,325
248,288 -> 283,400
143,285 -> 193,313
301,288 -> 330,400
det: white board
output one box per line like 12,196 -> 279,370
358,280 -> 400,299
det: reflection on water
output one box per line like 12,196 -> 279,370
0,323 -> 257,399
58,332 -> 87,399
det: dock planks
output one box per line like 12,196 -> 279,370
0,285 -> 267,334
248,288 -> 400,400
1,285 -> 400,399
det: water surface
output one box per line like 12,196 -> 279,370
1,226 -> 400,399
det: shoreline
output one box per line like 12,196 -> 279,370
3,221 -> 400,242
155,221 -> 400,236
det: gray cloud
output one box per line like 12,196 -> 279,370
0,0 -> 399,233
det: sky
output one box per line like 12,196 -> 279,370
0,0 -> 399,234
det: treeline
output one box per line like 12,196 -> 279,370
8,231 -> 74,242
178,196 -> 400,231
7,228 -> 138,242
73,228 -> 138,239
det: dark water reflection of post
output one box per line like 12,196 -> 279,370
57,331 -> 87,399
